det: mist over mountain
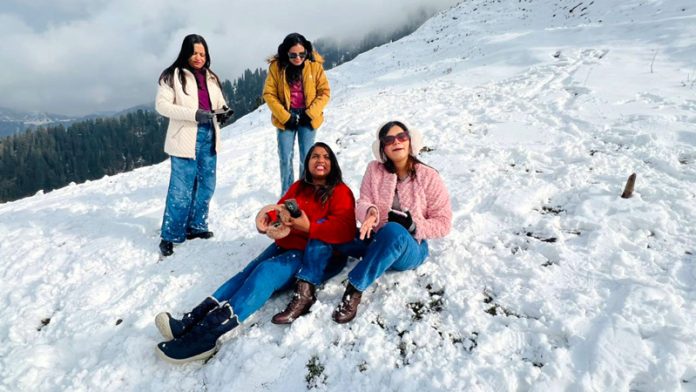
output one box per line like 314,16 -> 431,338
1,1 -> 460,116
0,107 -> 72,137
0,104 -> 158,138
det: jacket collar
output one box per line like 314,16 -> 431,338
180,67 -> 215,81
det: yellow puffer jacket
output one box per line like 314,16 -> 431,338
262,53 -> 330,130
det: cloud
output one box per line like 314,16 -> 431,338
1,0 -> 460,116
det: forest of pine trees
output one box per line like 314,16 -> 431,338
0,111 -> 167,202
0,15 -> 432,203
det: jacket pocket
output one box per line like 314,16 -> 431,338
172,124 -> 185,138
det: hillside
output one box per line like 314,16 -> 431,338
1,0 -> 695,390
0,107 -> 73,138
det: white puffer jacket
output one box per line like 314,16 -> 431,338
155,68 -> 227,158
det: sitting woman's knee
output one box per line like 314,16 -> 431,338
306,238 -> 331,249
379,222 -> 411,238
252,253 -> 300,278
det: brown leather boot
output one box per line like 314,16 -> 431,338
332,283 -> 362,324
272,280 -> 316,324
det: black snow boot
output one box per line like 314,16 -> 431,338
159,240 -> 174,257
156,303 -> 239,364
155,296 -> 219,340
186,231 -> 214,240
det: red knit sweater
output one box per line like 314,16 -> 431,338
275,181 -> 356,250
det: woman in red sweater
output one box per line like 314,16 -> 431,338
154,142 -> 355,363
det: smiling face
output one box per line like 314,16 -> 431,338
188,43 -> 206,70
288,43 -> 307,66
307,146 -> 331,184
382,125 -> 411,164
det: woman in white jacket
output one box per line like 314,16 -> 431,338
155,34 -> 232,257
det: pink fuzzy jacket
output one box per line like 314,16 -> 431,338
356,160 -> 452,241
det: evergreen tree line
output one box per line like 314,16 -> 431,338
0,110 -> 167,202
0,14 -> 433,203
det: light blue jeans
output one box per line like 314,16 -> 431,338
160,124 -> 216,243
297,222 -> 429,291
277,109 -> 315,195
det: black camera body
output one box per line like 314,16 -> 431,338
283,199 -> 302,218
213,106 -> 234,124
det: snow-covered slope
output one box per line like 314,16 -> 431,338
1,1 -> 695,390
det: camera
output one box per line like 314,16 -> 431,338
388,209 -> 408,217
283,199 -> 302,218
213,106 -> 234,124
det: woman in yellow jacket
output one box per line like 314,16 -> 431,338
263,33 -> 330,195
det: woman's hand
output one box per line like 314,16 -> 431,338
359,208 -> 378,240
195,109 -> 214,124
286,209 -> 310,233
284,113 -> 300,130
299,111 -> 312,128
255,204 -> 282,233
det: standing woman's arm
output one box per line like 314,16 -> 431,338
305,64 -> 330,121
155,78 -> 198,122
263,65 -> 292,124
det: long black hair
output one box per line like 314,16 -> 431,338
270,33 -> 315,84
299,142 -> 343,205
378,120 -> 427,176
159,34 -> 221,94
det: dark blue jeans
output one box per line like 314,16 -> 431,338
277,108 -> 315,195
297,222 -> 429,291
211,244 -> 303,322
160,124 -> 216,243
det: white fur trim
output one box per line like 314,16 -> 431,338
371,125 -> 424,162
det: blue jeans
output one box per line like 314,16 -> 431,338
298,223 -> 429,291
296,235 -> 364,285
161,124 -> 216,243
277,109 -> 315,194
211,244 -> 303,322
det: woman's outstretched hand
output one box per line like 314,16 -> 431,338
359,208 -> 378,240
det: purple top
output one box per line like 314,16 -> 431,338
289,79 -> 305,109
193,69 -> 212,111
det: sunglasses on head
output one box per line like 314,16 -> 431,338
381,131 -> 410,146
288,51 -> 307,59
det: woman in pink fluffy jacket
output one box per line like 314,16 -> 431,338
271,120 -> 452,325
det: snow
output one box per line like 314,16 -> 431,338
1,0 -> 696,390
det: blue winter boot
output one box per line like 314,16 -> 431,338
155,296 -> 219,340
156,303 -> 239,364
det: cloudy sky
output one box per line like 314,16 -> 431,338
1,0 -> 460,116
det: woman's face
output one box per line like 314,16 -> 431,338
382,125 -> 411,163
308,146 -> 331,183
188,43 -> 206,70
288,43 -> 307,66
